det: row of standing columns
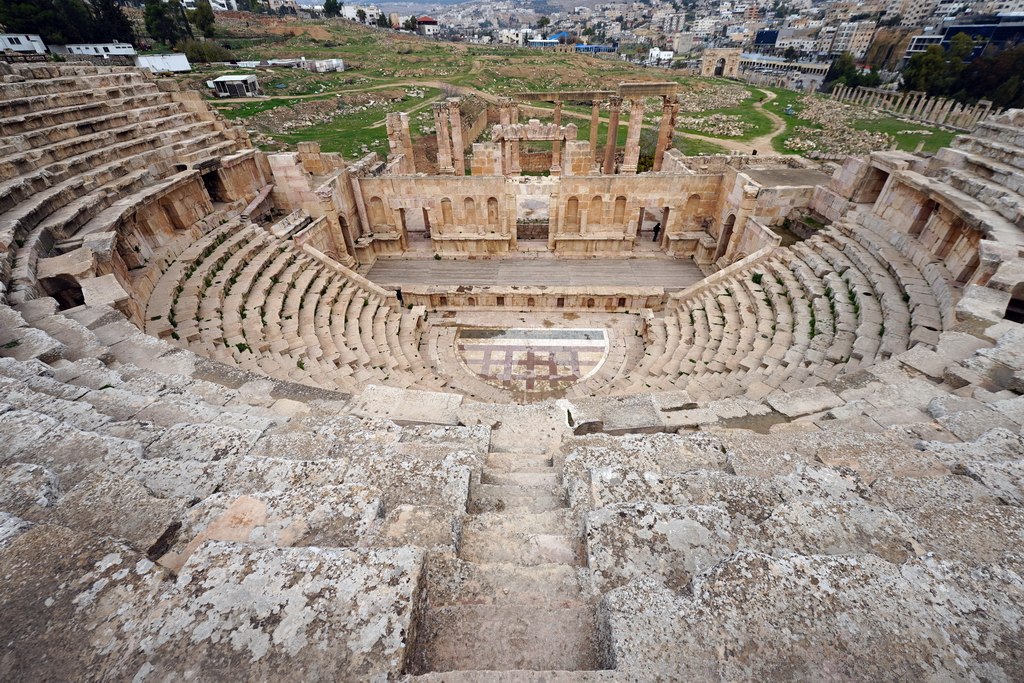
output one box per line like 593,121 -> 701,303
423,93 -> 681,177
599,95 -> 679,175
433,97 -> 467,176
830,84 -> 995,130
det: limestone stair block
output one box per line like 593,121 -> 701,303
412,604 -> 608,673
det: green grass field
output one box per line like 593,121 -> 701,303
195,19 -> 960,157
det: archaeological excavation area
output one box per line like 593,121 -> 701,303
1,62 -> 1024,681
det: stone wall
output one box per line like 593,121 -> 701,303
400,284 -> 666,313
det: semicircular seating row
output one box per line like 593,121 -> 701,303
0,64 -> 244,306
605,216 -> 960,400
142,218 -> 446,393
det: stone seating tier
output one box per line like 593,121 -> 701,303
0,291 -> 1022,678
144,221 -> 442,395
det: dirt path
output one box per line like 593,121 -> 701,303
366,93 -> 441,129
215,81 -> 791,155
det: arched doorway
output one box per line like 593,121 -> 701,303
715,214 -> 736,262
714,58 -> 726,77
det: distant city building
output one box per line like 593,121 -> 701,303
417,16 -> 441,36
0,34 -> 46,54
672,33 -> 695,53
648,47 -> 674,64
828,20 -> 876,59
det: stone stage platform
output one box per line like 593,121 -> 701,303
364,256 -> 706,291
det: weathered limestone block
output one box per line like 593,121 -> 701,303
349,384 -> 463,425
951,460 -> 1024,506
50,473 -> 186,555
0,511 -> 32,548
754,499 -> 923,563
145,422 -> 263,462
0,524 -> 167,680
903,501 -> 1024,570
0,408 -> 144,489
344,446 -> 473,513
221,455 -> 350,495
160,484 -> 383,571
561,432 -> 729,511
127,542 -> 424,681
586,502 -> 735,592
767,386 -> 843,417
0,463 -> 61,522
563,394 -> 666,435
605,551 -> 1022,680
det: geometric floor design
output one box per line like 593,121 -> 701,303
455,328 -> 609,393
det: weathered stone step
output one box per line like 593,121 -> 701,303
480,469 -> 560,488
459,527 -> 582,566
468,485 -> 565,514
463,509 -> 576,537
411,605 -> 609,673
425,555 -> 588,608
408,671 -> 619,681
484,452 -> 555,471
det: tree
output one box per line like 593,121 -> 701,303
376,13 -> 391,28
144,0 -> 189,46
0,0 -> 95,45
191,0 -> 216,38
323,0 -> 340,17
90,0 -> 136,43
824,51 -> 859,85
536,16 -> 550,28
402,16 -> 417,31
356,8 -> 367,23
783,46 -> 798,61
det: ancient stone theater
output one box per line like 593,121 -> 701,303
1,62 -> 1023,680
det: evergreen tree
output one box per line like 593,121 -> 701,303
144,0 -> 190,46
376,13 -> 391,27
191,0 -> 216,38
402,16 -> 418,31
356,8 -> 367,22
0,0 -> 94,45
89,0 -> 136,43
323,0 -> 340,17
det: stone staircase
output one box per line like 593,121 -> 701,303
410,445 -> 610,675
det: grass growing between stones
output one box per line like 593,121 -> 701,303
270,87 -> 440,157
765,86 -> 957,154
852,118 -> 956,153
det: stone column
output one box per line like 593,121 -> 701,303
510,101 -> 521,176
653,96 -> 677,172
447,98 -> 465,176
551,101 -> 563,174
892,93 -> 907,114
913,94 -> 930,118
620,98 -> 645,175
498,98 -> 512,175
589,101 -> 601,165
433,102 -> 455,175
551,134 -> 563,175
603,96 -> 622,175
385,112 -> 415,174
973,99 -> 993,127
935,98 -> 954,126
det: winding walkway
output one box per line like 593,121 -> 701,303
215,81 -> 791,156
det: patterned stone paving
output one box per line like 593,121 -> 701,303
456,328 -> 609,393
